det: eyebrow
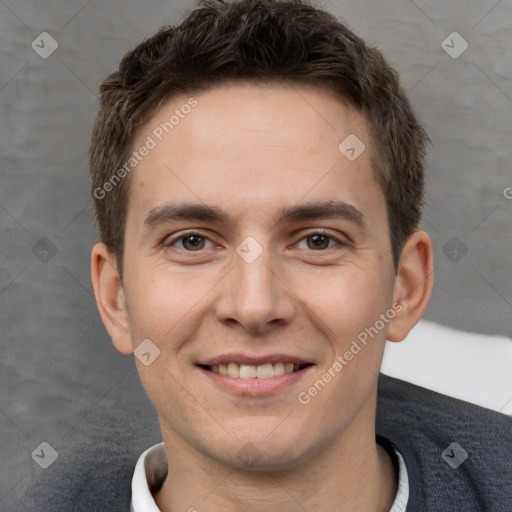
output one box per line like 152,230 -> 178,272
143,199 -> 366,233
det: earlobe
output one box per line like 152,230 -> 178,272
90,243 -> 134,354
386,231 -> 434,343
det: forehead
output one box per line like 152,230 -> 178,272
126,81 -> 384,228
138,81 -> 370,161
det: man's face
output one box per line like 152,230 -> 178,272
121,82 -> 398,469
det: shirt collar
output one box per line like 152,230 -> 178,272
130,442 -> 409,512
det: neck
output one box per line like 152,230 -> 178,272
154,408 -> 397,512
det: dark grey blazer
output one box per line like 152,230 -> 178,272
15,374 -> 512,511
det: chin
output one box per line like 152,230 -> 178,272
213,434 -> 312,472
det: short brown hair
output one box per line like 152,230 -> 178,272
89,0 -> 428,276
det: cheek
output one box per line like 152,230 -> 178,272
124,263 -> 218,344
290,263 -> 391,342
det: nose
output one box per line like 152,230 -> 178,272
213,240 -> 296,334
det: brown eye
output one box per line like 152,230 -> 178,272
181,234 -> 206,250
306,234 -> 331,250
296,230 -> 344,251
165,232 -> 214,251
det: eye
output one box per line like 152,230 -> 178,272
296,230 -> 345,251
163,229 -> 347,254
164,231 -> 215,251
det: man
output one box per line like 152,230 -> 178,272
19,0 -> 511,510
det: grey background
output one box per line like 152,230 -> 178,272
1,0 -> 511,508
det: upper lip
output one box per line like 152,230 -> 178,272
198,353 -> 314,366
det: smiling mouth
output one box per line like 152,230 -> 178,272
199,362 -> 313,379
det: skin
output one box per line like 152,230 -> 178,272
91,81 -> 433,512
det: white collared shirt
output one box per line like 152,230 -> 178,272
130,442 -> 409,512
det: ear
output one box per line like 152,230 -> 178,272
90,242 -> 134,354
386,231 -> 434,342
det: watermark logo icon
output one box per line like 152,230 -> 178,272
338,134 -> 366,162
32,441 -> 58,469
442,237 -> 468,263
441,32 -> 468,59
236,442 -> 263,465
31,32 -> 58,59
32,237 -> 58,263
441,442 -> 468,469
134,338 -> 161,366
236,236 -> 263,264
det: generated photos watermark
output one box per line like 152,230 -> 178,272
93,97 -> 198,200
298,302 -> 402,405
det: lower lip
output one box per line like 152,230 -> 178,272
197,365 -> 314,397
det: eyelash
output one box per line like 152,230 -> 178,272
163,229 -> 347,253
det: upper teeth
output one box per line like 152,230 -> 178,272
210,362 -> 301,379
